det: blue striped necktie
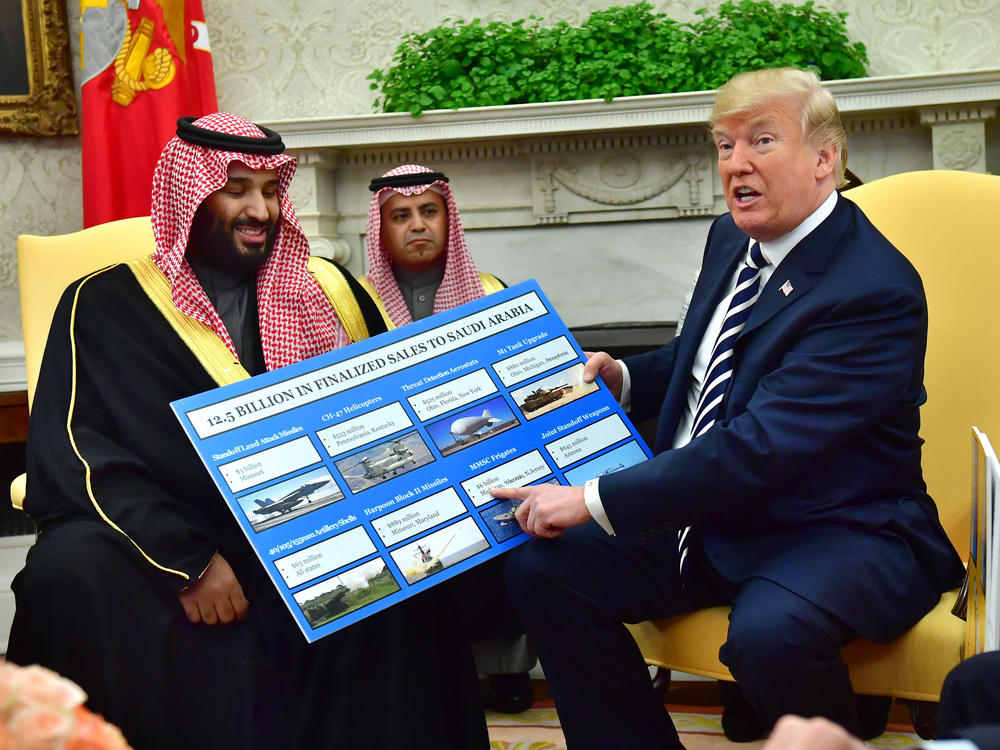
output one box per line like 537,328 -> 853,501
678,241 -> 768,581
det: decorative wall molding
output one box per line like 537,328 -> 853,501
1,0 -> 998,386
264,70 -> 1000,150
0,342 -> 27,394
258,70 -> 999,275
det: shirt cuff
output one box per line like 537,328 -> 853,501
584,478 -> 615,536
913,741 -> 980,750
619,359 -> 631,412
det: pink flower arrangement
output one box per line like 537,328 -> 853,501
0,662 -> 132,749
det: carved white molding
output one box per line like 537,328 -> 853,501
262,70 -> 1000,150
919,103 -> 999,125
258,69 -> 999,271
289,150 -> 352,264
308,236 -> 352,264
530,149 -> 713,225
2,67 -> 998,390
918,102 -> 999,173
0,342 -> 27,393
931,122 -> 988,172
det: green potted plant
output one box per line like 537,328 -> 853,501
368,1 -> 869,116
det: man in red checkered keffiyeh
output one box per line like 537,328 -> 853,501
152,112 -> 348,370
365,164 -> 535,711
10,113 -> 488,750
364,164 -> 497,329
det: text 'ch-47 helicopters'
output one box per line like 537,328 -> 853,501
343,440 -> 417,482
252,479 -> 332,516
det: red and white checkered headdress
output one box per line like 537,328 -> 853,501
366,164 -> 484,327
151,112 -> 348,371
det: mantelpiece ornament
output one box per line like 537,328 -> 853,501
938,130 -> 983,171
257,69 -> 998,267
540,155 -> 690,207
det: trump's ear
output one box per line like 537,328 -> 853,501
814,143 -> 838,181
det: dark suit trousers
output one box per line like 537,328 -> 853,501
506,522 -> 863,749
939,651 -> 1000,748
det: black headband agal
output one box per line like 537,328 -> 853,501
176,117 -> 285,154
369,171 -> 449,192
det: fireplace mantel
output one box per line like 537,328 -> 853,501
261,69 -> 1000,270
266,69 -> 1000,149
1,71 -> 997,394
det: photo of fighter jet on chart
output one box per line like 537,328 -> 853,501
510,362 -> 599,420
237,466 -> 343,532
334,431 -> 435,494
425,395 -> 520,457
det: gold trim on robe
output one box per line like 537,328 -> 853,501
127,256 -> 250,386
306,256 -> 370,343
67,265 -> 197,581
359,271 -> 505,331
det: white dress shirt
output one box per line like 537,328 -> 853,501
585,190 -> 839,535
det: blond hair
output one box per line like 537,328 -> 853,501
710,67 -> 847,186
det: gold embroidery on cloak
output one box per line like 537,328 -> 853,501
127,256 -> 249,386
66,266 -> 193,582
306,257 -> 370,343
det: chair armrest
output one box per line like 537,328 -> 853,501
10,472 -> 25,511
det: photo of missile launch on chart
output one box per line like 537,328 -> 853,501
390,517 -> 490,584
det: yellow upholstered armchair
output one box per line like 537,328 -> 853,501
627,170 -> 1000,736
11,216 -> 156,510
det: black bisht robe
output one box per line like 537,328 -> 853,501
8,261 -> 487,750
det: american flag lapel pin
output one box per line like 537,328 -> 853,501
780,280 -> 794,297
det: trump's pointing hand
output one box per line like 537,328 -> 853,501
491,484 -> 591,538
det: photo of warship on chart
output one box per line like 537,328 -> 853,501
480,499 -> 522,543
510,363 -> 599,420
480,476 -> 561,542
335,431 -> 434,493
426,395 -> 520,456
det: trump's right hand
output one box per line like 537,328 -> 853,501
583,351 -> 623,402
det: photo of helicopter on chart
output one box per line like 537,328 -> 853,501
425,395 -> 521,457
334,431 -> 435,493
510,362 -> 599,421
237,466 -> 344,532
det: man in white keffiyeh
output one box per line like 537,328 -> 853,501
362,164 -> 537,711
362,164 -> 505,329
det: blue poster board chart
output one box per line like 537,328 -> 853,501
172,280 -> 652,641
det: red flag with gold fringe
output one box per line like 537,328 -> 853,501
80,0 -> 217,227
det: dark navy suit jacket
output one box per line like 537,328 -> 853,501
599,194 -> 964,643
951,728 -> 1000,750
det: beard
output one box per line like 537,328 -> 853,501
188,211 -> 279,280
